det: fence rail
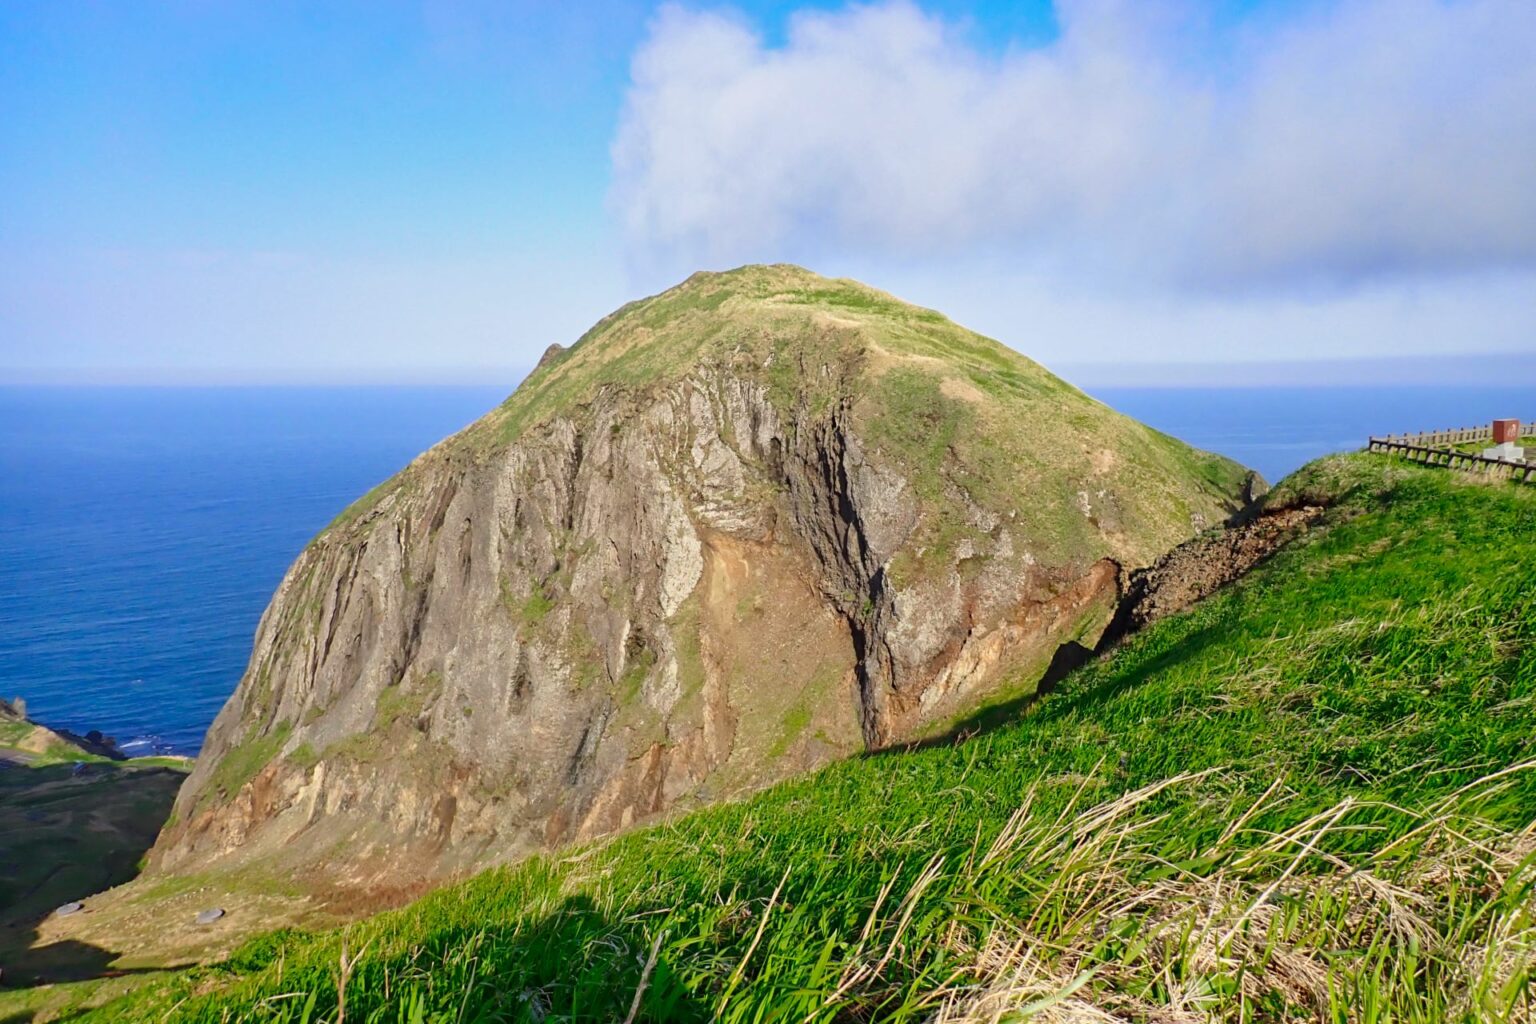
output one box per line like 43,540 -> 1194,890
1366,438 -> 1535,483
1376,422 -> 1530,447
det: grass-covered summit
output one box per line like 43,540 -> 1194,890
454,263 -> 1251,572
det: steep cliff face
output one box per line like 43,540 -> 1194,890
152,265 -> 1257,890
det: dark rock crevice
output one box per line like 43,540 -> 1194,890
776,406 -> 897,749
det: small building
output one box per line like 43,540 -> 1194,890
1483,419 -> 1525,463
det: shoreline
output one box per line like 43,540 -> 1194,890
0,697 -> 197,768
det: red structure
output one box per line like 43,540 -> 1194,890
1493,419 -> 1522,444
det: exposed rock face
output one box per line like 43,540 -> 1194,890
151,265 -> 1257,891
1117,505 -> 1324,632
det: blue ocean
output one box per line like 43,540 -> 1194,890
1,384 -> 1529,755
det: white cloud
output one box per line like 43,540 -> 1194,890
611,0 -> 1536,292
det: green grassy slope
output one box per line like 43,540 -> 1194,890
17,454 -> 1536,1022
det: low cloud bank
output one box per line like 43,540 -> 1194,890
611,0 -> 1536,292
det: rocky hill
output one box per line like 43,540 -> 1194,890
150,265 -> 1255,891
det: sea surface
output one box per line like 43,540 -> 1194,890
0,387 -> 508,755
2,384 -> 1529,755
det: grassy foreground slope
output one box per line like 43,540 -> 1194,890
27,455 -> 1536,1021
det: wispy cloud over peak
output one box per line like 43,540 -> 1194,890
611,0 -> 1536,293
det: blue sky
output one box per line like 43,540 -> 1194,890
2,1 -> 1532,385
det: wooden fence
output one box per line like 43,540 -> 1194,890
1377,422 -> 1535,447
1366,438 -> 1536,483
1377,424 -> 1501,447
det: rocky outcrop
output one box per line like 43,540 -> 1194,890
151,265 -> 1257,892
1115,505 -> 1324,632
0,697 -> 123,762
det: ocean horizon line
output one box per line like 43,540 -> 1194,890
2,352 -> 1533,390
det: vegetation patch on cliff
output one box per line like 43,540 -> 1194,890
199,722 -> 290,807
31,454 -> 1535,1022
319,672 -> 445,767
